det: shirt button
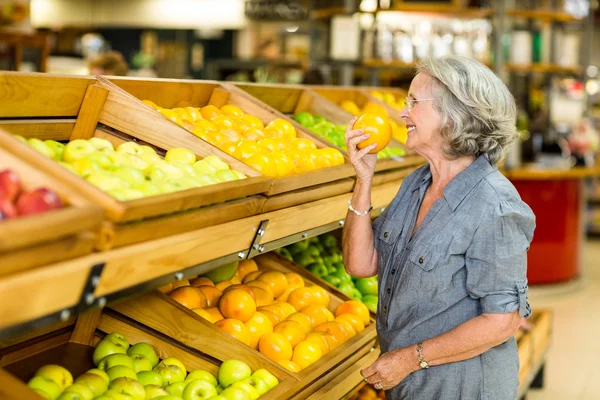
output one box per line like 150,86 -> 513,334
384,232 -> 389,238
386,288 -> 391,294
391,269 -> 396,274
419,257 -> 424,264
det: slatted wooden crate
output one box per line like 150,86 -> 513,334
0,72 -> 271,250
0,136 -> 103,275
108,253 -> 378,400
234,83 -> 423,187
0,308 -> 295,400
99,77 -> 357,212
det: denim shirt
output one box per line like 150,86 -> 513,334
372,155 -> 535,400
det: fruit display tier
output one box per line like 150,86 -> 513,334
232,82 -> 424,185
0,73 -> 274,250
0,179 -> 400,335
0,143 -> 103,274
107,253 -> 378,399
0,307 -> 294,400
100,77 -> 357,198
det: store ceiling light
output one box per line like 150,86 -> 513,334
359,0 -> 377,13
586,80 -> 599,96
286,26 -> 299,33
586,65 -> 598,78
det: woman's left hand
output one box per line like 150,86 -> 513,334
360,347 -> 417,391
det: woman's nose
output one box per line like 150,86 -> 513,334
399,106 -> 409,119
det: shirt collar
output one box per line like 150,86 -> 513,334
413,154 -> 497,211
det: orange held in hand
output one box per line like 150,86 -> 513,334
353,113 -> 392,154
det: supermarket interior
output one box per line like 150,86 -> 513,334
0,0 -> 599,399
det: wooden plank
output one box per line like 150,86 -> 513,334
0,319 -> 75,350
262,179 -> 354,213
0,72 -> 94,117
506,9 -> 583,22
97,312 -> 220,375
97,196 -> 266,250
0,332 -> 71,367
109,292 -> 295,382
505,63 -> 582,75
0,368 -> 46,399
69,309 -> 102,346
69,84 -> 109,140
502,165 -> 600,180
0,120 -> 75,140
0,231 -> 96,276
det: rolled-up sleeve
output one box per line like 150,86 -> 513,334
466,201 -> 536,318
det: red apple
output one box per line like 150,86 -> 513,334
16,188 -> 63,216
0,169 -> 21,202
0,196 -> 18,220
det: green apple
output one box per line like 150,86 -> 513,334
58,161 -> 76,173
90,138 -> 115,153
216,385 -> 223,394
153,364 -> 186,386
133,182 -> 161,196
182,379 -> 217,400
157,358 -> 186,376
149,162 -> 185,182
74,372 -> 108,397
87,151 -> 113,168
99,354 -> 135,371
86,369 -> 110,385
169,161 -> 196,177
107,188 -> 145,201
100,390 -> 135,400
363,294 -> 378,312
35,364 -> 73,391
166,177 -> 199,191
338,283 -> 362,300
57,392 -> 85,400
151,396 -> 181,400
107,366 -> 138,382
165,381 -> 185,397
138,149 -> 162,166
137,371 -> 163,387
165,148 -> 196,165
117,142 -> 143,156
144,385 -> 169,399
28,138 -> 55,159
108,378 -> 145,400
214,170 -> 238,183
203,156 -> 229,172
192,174 -> 219,187
218,360 -> 251,388
251,369 -> 278,390
330,269 -> 352,283
87,174 -> 128,192
124,154 -> 150,171
28,376 -> 62,400
72,158 -> 102,177
232,171 -> 246,180
109,152 -> 135,167
44,140 -> 65,161
62,383 -> 94,400
239,378 -> 268,397
128,343 -> 160,368
230,381 -> 259,400
306,263 -> 328,278
323,275 -> 341,287
63,139 -> 95,162
192,160 -> 217,175
131,354 -> 153,373
13,134 -> 28,144
156,181 -> 178,194
355,277 -> 378,296
93,338 -> 129,366
111,166 -> 146,187
184,370 -> 217,387
218,387 -> 250,400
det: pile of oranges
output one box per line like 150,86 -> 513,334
142,100 -> 345,177
161,259 -> 370,373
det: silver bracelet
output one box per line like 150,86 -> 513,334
347,200 -> 373,216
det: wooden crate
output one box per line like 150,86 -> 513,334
109,254 -> 378,400
516,309 -> 552,390
100,77 -> 356,198
0,308 -> 295,400
0,140 -> 103,275
233,82 -> 423,179
0,72 -> 271,250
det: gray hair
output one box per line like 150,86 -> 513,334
416,56 -> 518,164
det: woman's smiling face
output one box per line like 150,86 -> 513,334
400,72 -> 445,159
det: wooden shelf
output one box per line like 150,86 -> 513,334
0,180 -> 403,336
506,9 -> 584,22
311,7 -> 348,19
311,6 -> 494,19
362,59 -> 417,69
505,63 -> 583,75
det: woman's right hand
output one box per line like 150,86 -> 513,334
345,116 -> 378,184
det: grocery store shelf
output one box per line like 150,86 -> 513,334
0,180 -> 402,339
362,59 -> 417,69
311,7 -> 347,19
505,62 -> 583,75
311,6 -> 494,19
506,9 -> 584,22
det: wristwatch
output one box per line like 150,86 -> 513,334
417,342 -> 429,369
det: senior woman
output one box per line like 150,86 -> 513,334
342,55 -> 535,400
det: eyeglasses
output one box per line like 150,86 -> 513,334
404,97 -> 436,112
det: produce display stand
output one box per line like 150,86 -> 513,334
517,310 -> 552,398
0,72 -> 271,250
232,82 -> 423,185
100,77 -> 358,213
0,141 -> 103,275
